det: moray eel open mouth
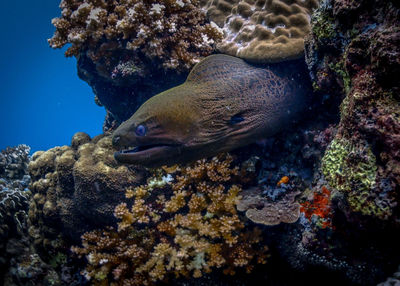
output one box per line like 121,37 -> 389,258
114,143 -> 182,164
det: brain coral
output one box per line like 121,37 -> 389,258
217,0 -> 319,63
200,0 -> 239,27
49,0 -> 222,72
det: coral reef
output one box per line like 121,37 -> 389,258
217,0 -> 319,63
237,187 -> 300,226
306,0 -> 400,221
49,0 -> 222,72
276,0 -> 400,283
201,0 -> 239,27
300,185 -> 333,229
0,145 -> 31,180
321,137 -> 395,219
0,145 -> 31,278
0,145 -> 64,285
29,0 -> 400,284
72,153 -> 268,285
27,132 -> 145,253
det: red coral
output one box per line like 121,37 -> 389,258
300,186 -> 334,229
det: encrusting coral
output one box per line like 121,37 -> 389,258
237,187 -> 300,226
72,153 -> 269,285
217,0 -> 319,63
300,186 -> 333,229
49,0 -> 222,72
321,136 -> 395,219
306,0 -> 400,221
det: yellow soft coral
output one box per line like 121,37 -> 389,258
72,153 -> 268,285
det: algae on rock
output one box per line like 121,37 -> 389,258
321,137 -> 395,218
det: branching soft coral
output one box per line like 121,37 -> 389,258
49,0 -> 223,72
72,153 -> 268,285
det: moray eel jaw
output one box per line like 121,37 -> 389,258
114,144 -> 182,166
112,129 -> 185,166
111,101 -> 189,166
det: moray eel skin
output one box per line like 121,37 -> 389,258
112,54 -> 309,167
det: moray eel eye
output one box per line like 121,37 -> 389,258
135,124 -> 146,136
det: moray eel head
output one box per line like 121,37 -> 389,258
112,85 -> 200,166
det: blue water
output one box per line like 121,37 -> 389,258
0,0 -> 105,153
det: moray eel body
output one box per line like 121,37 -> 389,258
112,54 -> 309,167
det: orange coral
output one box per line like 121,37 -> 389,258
72,153 -> 268,285
300,186 -> 334,229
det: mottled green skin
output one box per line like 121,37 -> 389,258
113,54 -> 309,167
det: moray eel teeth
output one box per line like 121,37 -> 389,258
112,54 -> 309,167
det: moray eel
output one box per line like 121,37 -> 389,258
112,54 -> 309,167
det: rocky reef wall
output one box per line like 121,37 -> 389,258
306,0 -> 400,221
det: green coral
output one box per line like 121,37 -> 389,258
347,191 -> 392,219
322,137 -> 384,218
322,138 -> 350,192
311,10 -> 337,41
329,60 -> 351,94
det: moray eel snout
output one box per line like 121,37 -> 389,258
113,54 -> 309,167
112,105 -> 186,166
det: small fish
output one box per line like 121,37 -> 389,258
112,54 -> 309,167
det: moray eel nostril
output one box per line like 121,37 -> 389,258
112,54 -> 309,167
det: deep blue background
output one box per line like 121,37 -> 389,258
0,0 -> 105,153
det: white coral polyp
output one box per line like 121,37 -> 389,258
150,3 -> 165,15
155,20 -> 164,31
71,3 -> 91,20
149,39 -> 161,47
201,34 -> 214,45
137,26 -> 147,38
68,31 -> 85,44
127,8 -> 136,18
169,22 -> 177,32
86,8 -> 104,26
176,0 -> 185,7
